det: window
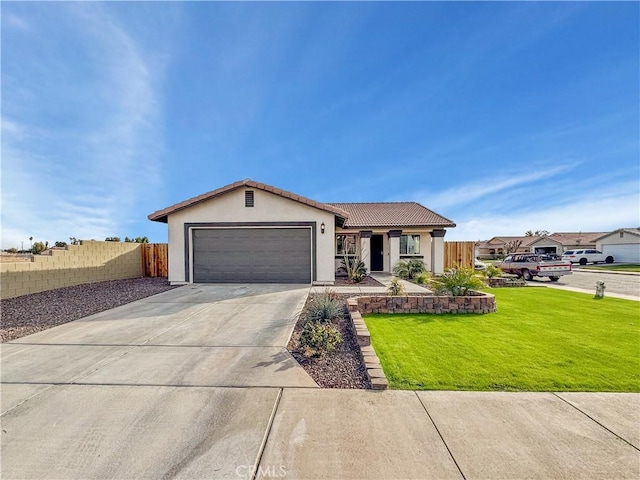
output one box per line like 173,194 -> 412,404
336,234 -> 357,255
245,190 -> 254,207
620,231 -> 624,238
400,234 -> 420,255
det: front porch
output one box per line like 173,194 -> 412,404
334,229 -> 447,276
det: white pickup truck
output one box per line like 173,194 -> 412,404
496,253 -> 572,282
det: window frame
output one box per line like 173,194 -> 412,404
400,234 -> 420,255
336,234 -> 358,256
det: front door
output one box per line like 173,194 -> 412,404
371,234 -> 384,271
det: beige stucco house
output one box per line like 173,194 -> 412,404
148,179 -> 455,284
595,228 -> 640,263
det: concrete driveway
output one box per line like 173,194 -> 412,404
2,284 -> 638,479
1,284 -> 316,479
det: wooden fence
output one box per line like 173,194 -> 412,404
444,241 -> 475,270
142,243 -> 168,277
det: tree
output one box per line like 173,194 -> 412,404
525,230 -> 550,237
505,240 -> 523,254
69,237 -> 80,245
32,241 -> 46,254
55,241 -> 68,247
135,236 -> 149,243
105,237 -> 121,242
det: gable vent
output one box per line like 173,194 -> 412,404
245,190 -> 255,207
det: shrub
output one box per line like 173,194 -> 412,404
105,237 -> 121,242
338,256 -> 367,283
31,241 -> 46,254
54,241 -> 67,248
299,321 -> 342,357
388,278 -> 406,296
414,272 -> 432,285
392,259 -> 426,280
6,248 -> 17,254
483,264 -> 503,279
306,290 -> 342,323
430,267 -> 486,296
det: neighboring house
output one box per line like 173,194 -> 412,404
528,232 -> 608,255
148,179 -> 455,285
476,236 -> 540,259
594,228 -> 640,263
477,232 -> 609,258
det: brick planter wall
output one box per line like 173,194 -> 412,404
355,292 -> 496,314
486,277 -> 526,288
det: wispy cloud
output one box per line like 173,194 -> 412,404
1,4 -> 166,248
416,162 -> 578,211
447,192 -> 640,241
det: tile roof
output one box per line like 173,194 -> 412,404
593,228 -> 640,241
328,202 -> 455,229
148,179 -> 350,223
487,236 -> 540,247
546,232 -> 608,245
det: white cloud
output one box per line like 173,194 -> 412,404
446,189 -> 640,241
1,4 -> 165,249
417,163 -> 578,211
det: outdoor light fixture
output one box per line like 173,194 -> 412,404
321,222 -> 325,234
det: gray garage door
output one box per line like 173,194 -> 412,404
192,228 -> 312,283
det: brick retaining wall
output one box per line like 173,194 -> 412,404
0,241 -> 143,299
355,292 -> 496,314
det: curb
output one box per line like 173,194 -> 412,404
347,297 -> 389,390
574,268 -> 640,277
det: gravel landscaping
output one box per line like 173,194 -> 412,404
333,275 -> 384,287
288,293 -> 371,389
1,277 -> 178,342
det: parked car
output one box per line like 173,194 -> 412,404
474,258 -> 488,270
561,249 -> 614,265
496,253 -> 572,281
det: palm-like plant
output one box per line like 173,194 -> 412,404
392,259 -> 426,280
430,267 -> 486,296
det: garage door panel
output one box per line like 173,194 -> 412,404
602,244 -> 640,264
193,228 -> 311,283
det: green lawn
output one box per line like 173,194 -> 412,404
364,288 -> 640,392
582,264 -> 640,272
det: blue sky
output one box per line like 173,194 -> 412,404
2,2 -> 638,248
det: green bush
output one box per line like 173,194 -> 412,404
388,278 -> 406,296
54,241 -> 67,248
306,290 -> 342,323
31,241 -> 46,254
392,259 -> 426,280
430,267 -> 486,296
299,321 -> 342,357
483,264 -> 503,279
414,272 -> 432,285
338,256 -> 367,283
6,248 -> 17,254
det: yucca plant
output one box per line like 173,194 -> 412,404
392,259 -> 426,280
338,256 -> 368,283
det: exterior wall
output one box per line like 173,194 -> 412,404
595,232 -> 640,248
0,241 -> 143,299
334,228 -> 440,274
596,232 -> 640,263
167,188 -> 336,284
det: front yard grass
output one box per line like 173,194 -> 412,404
364,288 -> 639,392
582,264 -> 640,272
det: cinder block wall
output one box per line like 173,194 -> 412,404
0,241 -> 143,299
